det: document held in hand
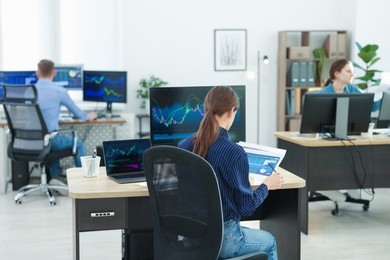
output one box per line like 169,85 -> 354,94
238,141 -> 286,176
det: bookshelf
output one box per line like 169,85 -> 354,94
277,30 -> 349,131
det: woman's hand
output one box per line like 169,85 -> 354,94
263,172 -> 284,190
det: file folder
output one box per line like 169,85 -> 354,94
307,61 -> 315,86
299,62 -> 308,87
287,62 -> 300,87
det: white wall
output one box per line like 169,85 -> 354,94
2,0 -> 390,146
58,0 -> 123,69
354,0 -> 390,73
121,0 -> 359,145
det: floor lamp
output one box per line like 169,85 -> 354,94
257,51 -> 269,144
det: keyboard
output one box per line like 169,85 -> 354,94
97,113 -> 106,119
373,128 -> 390,135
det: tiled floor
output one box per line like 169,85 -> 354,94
0,186 -> 389,260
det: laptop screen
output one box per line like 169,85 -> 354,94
103,139 -> 151,176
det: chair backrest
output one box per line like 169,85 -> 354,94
2,84 -> 51,161
143,145 -> 224,260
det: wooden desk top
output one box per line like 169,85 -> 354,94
0,117 -> 126,127
275,131 -> 390,147
67,167 -> 306,199
59,117 -> 126,126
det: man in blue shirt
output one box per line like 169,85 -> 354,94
35,59 -> 97,179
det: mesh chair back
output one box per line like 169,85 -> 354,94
2,84 -> 50,161
143,146 -> 223,260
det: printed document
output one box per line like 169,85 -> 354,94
238,141 -> 286,177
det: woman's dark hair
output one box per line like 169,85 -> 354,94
323,59 -> 351,86
193,86 -> 239,158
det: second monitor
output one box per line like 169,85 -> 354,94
149,85 -> 246,146
300,92 -> 374,139
83,70 -> 127,114
53,65 -> 83,89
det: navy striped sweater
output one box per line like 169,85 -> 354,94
178,128 -> 268,222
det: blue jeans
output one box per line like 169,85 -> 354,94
218,220 -> 277,260
49,134 -> 86,177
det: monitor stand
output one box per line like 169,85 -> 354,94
322,97 -> 351,141
334,97 -> 349,140
106,102 -> 120,118
97,102 -> 120,118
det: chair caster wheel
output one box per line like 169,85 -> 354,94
363,204 -> 369,211
331,202 -> 339,215
15,200 -> 22,204
50,201 -> 56,206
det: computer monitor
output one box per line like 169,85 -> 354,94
149,85 -> 246,146
53,65 -> 83,89
83,70 -> 127,113
300,92 -> 374,139
377,91 -> 390,128
0,71 -> 38,100
0,71 -> 38,85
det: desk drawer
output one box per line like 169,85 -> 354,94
75,198 -> 126,231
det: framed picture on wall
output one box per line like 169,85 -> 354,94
214,29 -> 247,71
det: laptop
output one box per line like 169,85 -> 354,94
102,138 -> 151,184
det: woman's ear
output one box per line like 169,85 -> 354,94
334,71 -> 340,79
227,107 -> 236,118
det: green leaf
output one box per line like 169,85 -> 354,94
352,62 -> 364,71
355,42 -> 363,51
368,57 -> 381,68
357,82 -> 367,90
354,42 -> 382,89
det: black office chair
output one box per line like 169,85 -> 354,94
2,84 -> 77,205
309,190 -> 370,215
143,146 -> 268,260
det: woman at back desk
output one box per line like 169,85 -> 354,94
318,58 -> 360,94
318,58 -> 380,110
316,59 -> 369,203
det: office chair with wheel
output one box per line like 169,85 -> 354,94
143,146 -> 268,260
309,190 -> 370,215
2,84 -> 78,205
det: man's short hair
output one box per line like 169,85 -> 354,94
38,59 -> 55,77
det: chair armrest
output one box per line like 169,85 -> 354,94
45,129 -> 78,155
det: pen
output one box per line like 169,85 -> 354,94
268,163 -> 277,174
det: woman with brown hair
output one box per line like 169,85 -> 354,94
178,86 -> 283,259
319,58 -> 362,93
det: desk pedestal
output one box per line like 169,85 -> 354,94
278,137 -> 390,234
72,197 -> 153,260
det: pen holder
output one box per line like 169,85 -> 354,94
81,156 -> 101,178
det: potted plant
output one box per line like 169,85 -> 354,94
312,47 -> 328,86
353,42 -> 382,90
136,75 -> 168,109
